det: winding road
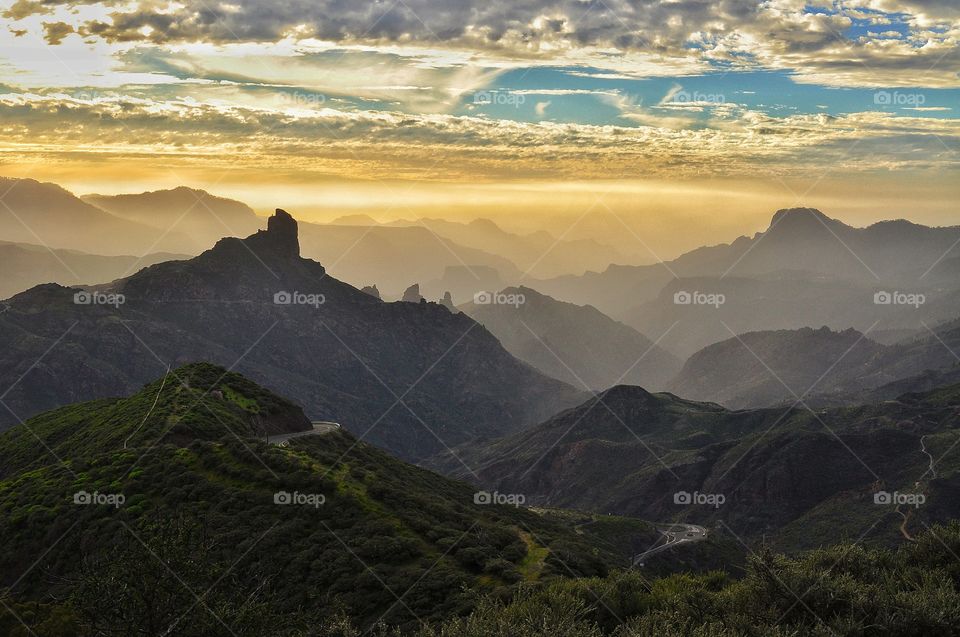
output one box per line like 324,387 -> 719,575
267,421 -> 341,446
632,523 -> 708,566
920,435 -> 936,480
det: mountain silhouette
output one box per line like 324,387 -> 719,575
0,210 -> 583,460
462,285 -> 681,390
83,186 -> 263,250
0,240 -> 187,300
0,177 -> 198,255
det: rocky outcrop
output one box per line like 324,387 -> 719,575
245,208 -> 300,259
401,283 -> 423,303
439,291 -> 455,310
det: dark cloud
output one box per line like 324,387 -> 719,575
5,0 -> 960,87
9,0 -> 756,50
42,20 -> 73,44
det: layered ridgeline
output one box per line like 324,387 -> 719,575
82,183 -> 521,298
0,364 -> 650,635
382,217 -> 629,280
83,186 -> 264,248
0,178 -> 201,255
533,208 -> 960,359
461,286 -> 681,391
668,326 -> 885,408
0,240 -> 187,300
670,322 -> 960,408
0,210 -> 583,459
431,382 -> 960,552
2,177 -> 612,302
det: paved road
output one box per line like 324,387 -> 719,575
267,421 -> 340,446
633,523 -> 708,566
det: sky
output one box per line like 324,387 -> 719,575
0,0 -> 958,256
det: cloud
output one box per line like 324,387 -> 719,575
1,91 -> 955,182
42,21 -> 73,45
535,100 -> 550,117
2,0 -> 957,86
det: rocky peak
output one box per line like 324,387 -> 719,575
243,209 -> 300,259
361,284 -> 381,300
402,284 -> 423,303
766,208 -> 846,237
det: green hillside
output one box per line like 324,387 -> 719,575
0,364 -> 641,635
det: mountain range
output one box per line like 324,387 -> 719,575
430,381 -> 960,552
4,181 -> 960,633
461,286 -> 681,391
0,209 -> 582,460
83,186 -> 264,247
533,208 -> 960,359
3,177 -> 626,301
0,240 -> 186,300
382,217 -> 629,280
0,178 -> 199,255
670,321 -> 960,408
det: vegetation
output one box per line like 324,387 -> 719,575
0,365 -> 628,635
4,364 -> 960,635
329,523 -> 960,636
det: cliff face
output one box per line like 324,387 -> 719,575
0,210 -> 583,461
